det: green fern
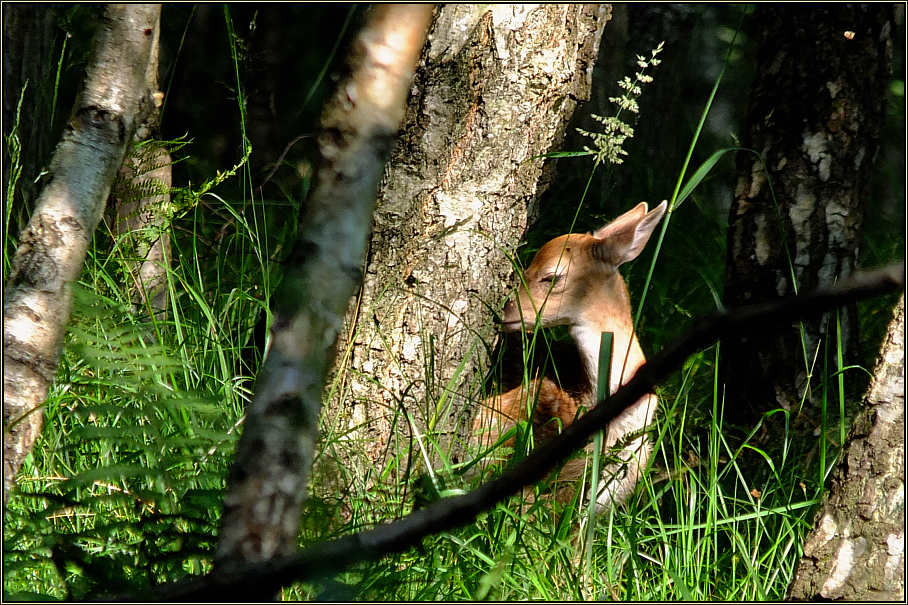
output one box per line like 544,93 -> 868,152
3,285 -> 239,598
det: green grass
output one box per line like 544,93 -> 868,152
3,10 -> 274,599
283,339 -> 836,600
2,137 -> 280,595
3,283 -> 241,598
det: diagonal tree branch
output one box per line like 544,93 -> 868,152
213,3 -> 435,575
153,262 -> 904,601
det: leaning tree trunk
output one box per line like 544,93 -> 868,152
213,5 -> 434,577
323,4 -> 610,486
787,294 -> 904,600
3,4 -> 163,505
722,5 -> 894,424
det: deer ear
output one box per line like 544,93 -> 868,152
592,201 -> 668,266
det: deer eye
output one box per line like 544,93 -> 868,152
540,273 -> 562,286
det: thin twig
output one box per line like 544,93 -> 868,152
256,133 -> 313,192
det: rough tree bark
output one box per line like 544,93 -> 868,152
788,294 -> 904,600
722,6 -> 894,424
324,4 -> 610,486
3,4 -> 162,505
213,5 -> 434,576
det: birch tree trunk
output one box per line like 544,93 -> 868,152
722,5 -> 894,424
788,295 -> 904,600
105,144 -> 172,319
213,5 -> 434,575
324,5 -> 610,485
3,4 -> 162,505
104,16 -> 172,321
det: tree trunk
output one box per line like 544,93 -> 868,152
104,18 -> 172,321
722,6 -> 894,424
324,4 -> 610,484
213,5 -> 433,576
104,143 -> 173,320
3,4 -> 162,505
787,294 -> 904,600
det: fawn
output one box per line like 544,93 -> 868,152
474,201 -> 667,511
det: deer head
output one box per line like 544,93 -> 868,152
502,201 -> 668,390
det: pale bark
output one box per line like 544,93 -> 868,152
213,4 -> 434,575
104,144 -> 172,319
3,4 -> 162,505
722,5 -> 894,423
326,4 -> 610,484
788,294 -> 905,600
104,18 -> 172,321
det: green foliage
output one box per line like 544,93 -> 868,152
3,8 -> 284,598
4,286 -> 238,599
285,345 -> 835,601
3,136 -> 276,601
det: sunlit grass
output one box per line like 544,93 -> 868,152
2,9 -> 270,599
284,336 -> 835,600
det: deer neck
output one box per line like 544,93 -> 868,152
570,313 -> 645,397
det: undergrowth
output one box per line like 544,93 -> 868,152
3,9 -> 274,599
